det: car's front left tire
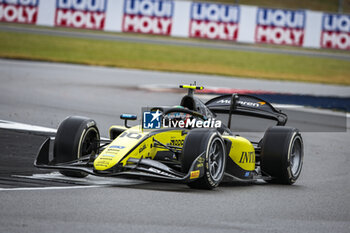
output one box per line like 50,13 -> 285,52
181,128 -> 226,189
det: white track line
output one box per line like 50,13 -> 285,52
13,172 -> 147,186
0,120 -> 56,133
0,185 -> 101,192
0,120 -> 110,139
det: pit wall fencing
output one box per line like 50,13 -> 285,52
1,0 -> 349,50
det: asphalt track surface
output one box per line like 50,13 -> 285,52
1,24 -> 350,61
0,59 -> 349,233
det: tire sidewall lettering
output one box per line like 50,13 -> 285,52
77,120 -> 99,158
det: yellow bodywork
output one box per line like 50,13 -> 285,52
223,136 -> 256,171
94,126 -> 255,173
94,126 -> 187,171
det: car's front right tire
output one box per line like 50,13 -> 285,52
54,116 -> 100,178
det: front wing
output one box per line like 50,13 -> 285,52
34,138 -> 206,183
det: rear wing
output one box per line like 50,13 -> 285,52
205,94 -> 287,127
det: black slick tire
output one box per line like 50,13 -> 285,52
260,126 -> 303,184
54,116 -> 100,178
182,128 -> 226,189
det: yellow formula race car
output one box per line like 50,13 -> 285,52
35,84 -> 304,189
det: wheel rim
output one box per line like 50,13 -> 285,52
79,128 -> 99,158
290,136 -> 302,177
208,137 -> 225,182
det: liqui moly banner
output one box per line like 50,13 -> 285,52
189,2 -> 239,41
321,14 -> 350,50
1,0 -> 349,51
55,0 -> 107,30
255,8 -> 305,46
0,0 -> 39,24
122,0 -> 174,35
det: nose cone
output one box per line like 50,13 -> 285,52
94,145 -> 128,171
94,132 -> 146,171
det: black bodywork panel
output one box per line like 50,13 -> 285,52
205,94 -> 287,126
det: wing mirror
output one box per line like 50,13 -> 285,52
120,114 -> 137,128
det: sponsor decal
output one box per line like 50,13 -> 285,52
238,101 -> 265,108
107,148 -> 121,153
196,157 -> 204,168
86,121 -> 95,128
216,99 -> 265,108
95,161 -> 109,167
216,99 -> 231,104
0,0 -> 39,24
139,144 -> 146,153
239,151 -> 255,163
148,167 -> 176,177
55,0 -> 107,30
100,157 -> 113,160
169,139 -> 184,146
321,14 -> 350,50
143,110 -> 162,129
189,2 -> 239,41
255,8 -> 305,46
122,0 -> 173,35
109,145 -> 126,149
244,171 -> 250,177
190,170 -> 200,179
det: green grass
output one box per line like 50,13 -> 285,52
199,0 -> 350,13
0,31 -> 349,85
3,22 -> 350,56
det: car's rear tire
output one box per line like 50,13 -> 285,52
54,116 -> 100,178
181,129 -> 226,189
260,126 -> 303,184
